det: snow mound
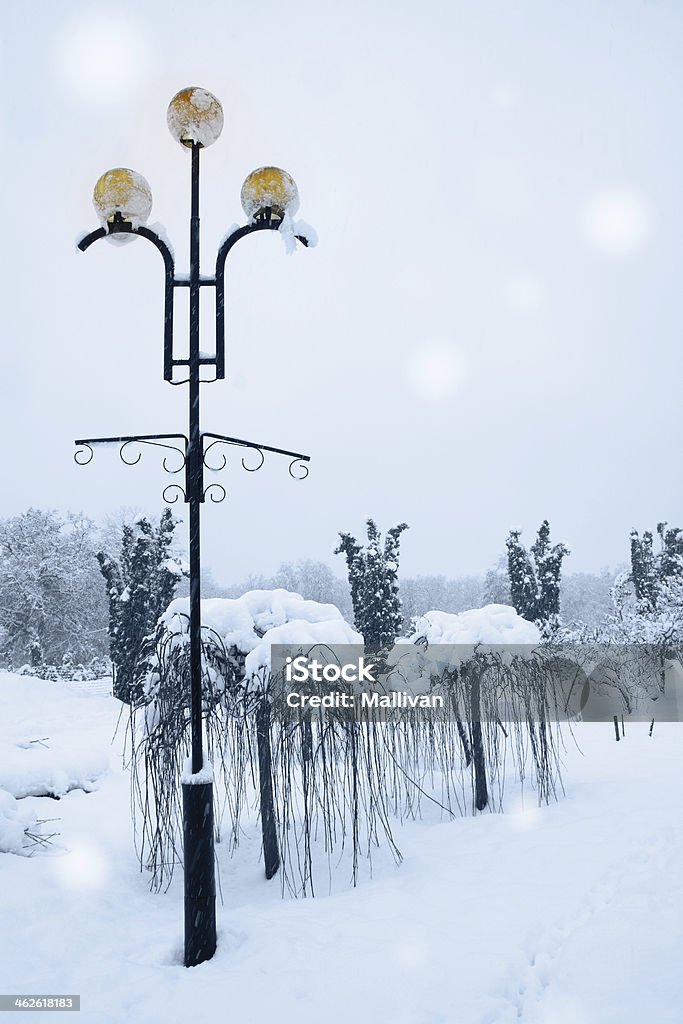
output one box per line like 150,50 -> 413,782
406,604 -> 542,645
0,674 -> 112,799
160,588 -> 361,679
0,788 -> 39,856
390,604 -> 542,682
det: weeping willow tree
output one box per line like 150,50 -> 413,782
126,601 -> 569,897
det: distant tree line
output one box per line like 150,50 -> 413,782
2,505 -> 679,688
0,509 -> 108,674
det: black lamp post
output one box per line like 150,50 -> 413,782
74,87 -> 313,967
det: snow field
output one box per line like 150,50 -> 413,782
1,672 -> 681,1023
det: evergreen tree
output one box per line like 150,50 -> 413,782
506,521 -> 569,627
622,522 -> 683,624
656,523 -> 683,586
335,532 -> 364,626
506,529 -> 540,622
97,509 -> 184,703
531,520 -> 570,621
334,519 -> 408,645
629,529 -> 657,609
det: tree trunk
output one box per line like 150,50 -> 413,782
255,698 -> 279,879
456,717 -> 472,766
469,671 -> 488,811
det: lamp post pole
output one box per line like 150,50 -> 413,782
184,139 -> 215,967
74,87 -> 313,967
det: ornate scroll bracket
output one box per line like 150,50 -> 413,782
73,430 -> 308,506
74,433 -> 189,476
201,431 -> 310,480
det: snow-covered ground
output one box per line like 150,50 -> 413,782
1,670 -> 681,1024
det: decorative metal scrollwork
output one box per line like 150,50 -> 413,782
119,438 -> 187,474
202,439 -> 228,472
74,443 -> 94,466
202,437 -> 265,474
73,434 -> 189,504
162,483 -> 188,504
119,440 -> 143,466
241,446 -> 265,473
201,431 -> 309,481
202,483 -> 227,504
288,458 -> 309,480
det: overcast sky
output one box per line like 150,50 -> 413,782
1,0 -> 682,586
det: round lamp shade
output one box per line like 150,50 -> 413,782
240,167 -> 299,220
92,168 -> 152,226
167,87 -> 224,148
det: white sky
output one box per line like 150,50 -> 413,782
1,0 -> 682,585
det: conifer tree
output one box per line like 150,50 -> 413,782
335,519 -> 408,645
531,520 -> 570,621
655,523 -> 683,587
506,521 -> 569,627
506,529 -> 540,622
627,522 -> 683,616
629,529 -> 657,610
335,532 -> 364,627
98,509 -> 184,703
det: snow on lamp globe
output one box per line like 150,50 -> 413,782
92,168 -> 153,244
166,87 -> 224,148
240,167 -> 299,223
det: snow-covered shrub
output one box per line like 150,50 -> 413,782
130,592 -> 571,896
15,656 -> 111,683
397,605 -> 562,811
131,589 -> 363,892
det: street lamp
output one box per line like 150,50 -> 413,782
74,86 -> 314,967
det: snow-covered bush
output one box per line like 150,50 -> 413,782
131,589 -> 362,892
15,655 -> 110,682
130,591 -> 570,896
396,605 -> 561,811
553,524 -> 683,716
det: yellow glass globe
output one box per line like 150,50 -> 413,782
167,87 -> 224,148
240,167 -> 299,220
92,168 -> 152,226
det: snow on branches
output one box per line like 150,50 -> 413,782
335,518 -> 409,646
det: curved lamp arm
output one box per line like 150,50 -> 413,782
214,220 -> 310,380
77,221 -> 176,381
